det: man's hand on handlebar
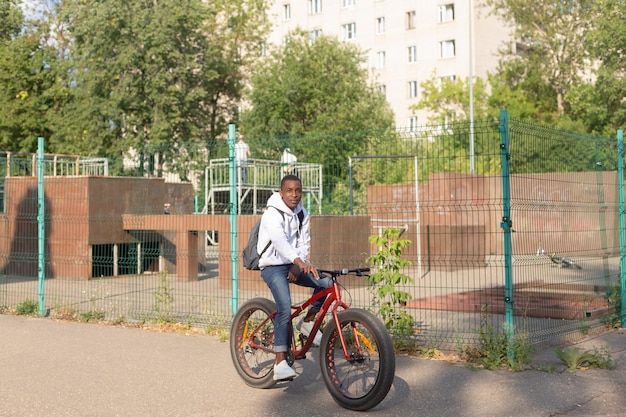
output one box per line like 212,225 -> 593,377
289,258 -> 320,282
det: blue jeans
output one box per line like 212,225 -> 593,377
260,265 -> 331,353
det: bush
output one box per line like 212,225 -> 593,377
15,299 -> 38,316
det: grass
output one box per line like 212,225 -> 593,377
458,308 -> 535,371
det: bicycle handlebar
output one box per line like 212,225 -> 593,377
318,267 -> 370,277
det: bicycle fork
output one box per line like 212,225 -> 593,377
328,289 -> 366,363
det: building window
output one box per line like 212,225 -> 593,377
309,0 -> 322,14
378,84 -> 386,95
283,3 -> 291,20
408,116 -> 419,132
377,51 -> 386,68
342,22 -> 356,40
408,45 -> 417,63
440,74 -> 457,83
342,0 -> 356,7
376,17 -> 385,34
309,29 -> 322,44
408,81 -> 418,98
406,10 -> 416,30
440,40 -> 456,58
438,4 -> 455,23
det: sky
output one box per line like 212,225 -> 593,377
20,0 -> 55,20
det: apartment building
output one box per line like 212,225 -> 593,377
266,0 -> 513,129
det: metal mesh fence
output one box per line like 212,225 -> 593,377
0,114 -> 622,350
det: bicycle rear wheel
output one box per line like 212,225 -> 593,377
319,308 -> 395,411
230,297 -> 277,389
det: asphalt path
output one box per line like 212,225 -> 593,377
1,314 -> 626,417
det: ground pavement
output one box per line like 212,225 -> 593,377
1,314 -> 625,417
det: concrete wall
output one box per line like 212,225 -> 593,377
0,171 -> 618,281
368,171 -> 620,270
0,176 -> 194,279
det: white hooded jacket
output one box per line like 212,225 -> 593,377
257,192 -> 310,268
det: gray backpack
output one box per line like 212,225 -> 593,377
242,208 -> 304,270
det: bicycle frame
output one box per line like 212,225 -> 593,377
244,273 -> 361,362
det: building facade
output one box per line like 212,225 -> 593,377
265,0 -> 513,129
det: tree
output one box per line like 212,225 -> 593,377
202,0 -> 271,151
412,71 -> 537,175
239,30 -> 395,203
578,0 -> 626,132
484,0 -> 596,116
239,30 -> 395,214
47,0 -> 211,175
412,71 -> 490,125
0,0 -> 59,152
46,0 -> 270,178
240,30 -> 394,138
413,69 -> 538,123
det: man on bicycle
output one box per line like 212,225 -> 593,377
257,174 -> 331,380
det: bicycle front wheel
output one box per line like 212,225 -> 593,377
230,297 -> 277,389
319,308 -> 395,411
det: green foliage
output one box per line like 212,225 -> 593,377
582,0 -> 626,132
15,299 -> 38,316
413,72 -> 491,124
240,30 -> 396,212
588,346 -> 619,370
241,30 -> 394,138
416,1 -> 621,138
52,0 -> 214,169
365,228 -> 414,338
153,272 -> 175,323
0,1 -> 59,152
554,346 -> 618,373
603,281 -> 622,328
0,0 -> 271,178
78,309 -> 105,323
0,0 -> 24,41
463,308 -> 534,371
485,0 -> 595,116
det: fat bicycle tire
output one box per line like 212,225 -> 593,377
319,308 -> 395,411
230,297 -> 278,389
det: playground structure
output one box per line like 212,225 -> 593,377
203,158 -> 323,215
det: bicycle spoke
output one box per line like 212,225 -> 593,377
327,321 -> 381,399
320,308 -> 395,411
230,298 -> 278,388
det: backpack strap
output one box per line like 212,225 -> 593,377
296,210 -> 304,238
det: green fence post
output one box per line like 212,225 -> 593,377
229,124 -> 239,316
498,110 -> 515,358
618,129 -> 625,327
37,137 -> 45,317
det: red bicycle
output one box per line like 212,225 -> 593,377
229,267 -> 395,411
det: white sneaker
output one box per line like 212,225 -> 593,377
297,319 -> 322,346
273,360 -> 296,381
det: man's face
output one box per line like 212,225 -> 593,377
280,179 -> 302,210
